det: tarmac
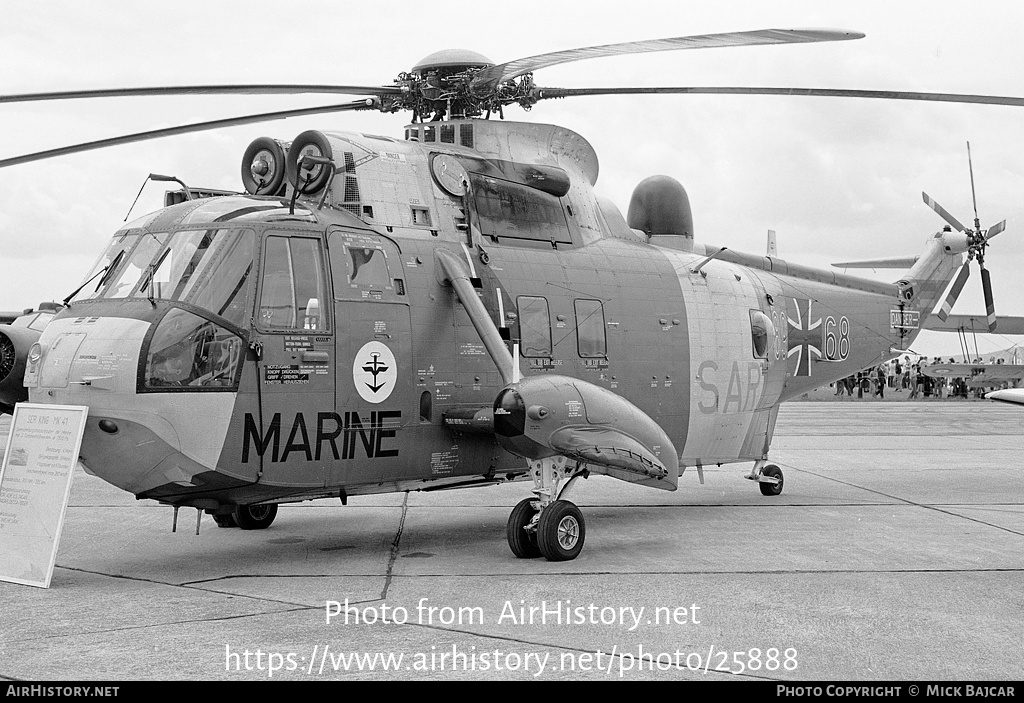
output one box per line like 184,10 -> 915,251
0,400 -> 1021,682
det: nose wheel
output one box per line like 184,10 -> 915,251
536,500 -> 585,561
507,456 -> 587,561
507,497 -> 587,561
506,498 -> 542,558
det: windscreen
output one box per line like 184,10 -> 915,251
99,228 -> 256,327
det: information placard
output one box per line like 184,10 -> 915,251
0,403 -> 88,588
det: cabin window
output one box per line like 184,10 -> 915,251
328,232 -> 405,301
517,296 -> 552,357
749,309 -> 774,359
470,174 -> 572,245
258,235 -> 328,330
574,299 -> 607,358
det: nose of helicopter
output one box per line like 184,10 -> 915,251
23,305 -> 246,499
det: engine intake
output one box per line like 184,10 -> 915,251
0,324 -> 40,412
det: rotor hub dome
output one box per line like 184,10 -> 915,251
411,49 -> 494,74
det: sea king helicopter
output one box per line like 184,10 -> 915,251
1,28 -> 1020,561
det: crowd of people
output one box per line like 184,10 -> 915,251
831,355 -> 1014,400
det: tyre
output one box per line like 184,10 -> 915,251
536,500 -> 585,562
234,503 -> 278,530
506,498 -> 542,558
759,465 -> 784,496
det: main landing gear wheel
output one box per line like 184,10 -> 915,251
536,500 -> 586,562
507,498 -> 542,558
234,503 -> 278,530
759,464 -> 784,496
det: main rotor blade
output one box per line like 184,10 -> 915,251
936,262 -> 971,321
986,219 -> 1006,240
0,99 -> 377,169
980,265 -> 997,332
537,86 -> 1024,109
922,192 -> 968,233
471,28 -> 863,91
0,84 -> 401,104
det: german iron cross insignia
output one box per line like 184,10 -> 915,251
786,298 -> 822,377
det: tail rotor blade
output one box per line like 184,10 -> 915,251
922,192 -> 967,233
986,219 -> 1006,240
967,141 -> 980,230
937,262 -> 971,321
980,266 -> 997,332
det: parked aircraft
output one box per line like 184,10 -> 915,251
1,28 -> 1021,560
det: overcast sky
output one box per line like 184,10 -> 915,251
2,0 -> 1023,356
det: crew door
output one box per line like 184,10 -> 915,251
327,229 -> 413,486
250,231 -> 335,487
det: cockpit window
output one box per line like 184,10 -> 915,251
176,198 -> 318,225
257,234 -> 328,331
103,231 -> 171,299
141,308 -> 244,392
76,231 -> 141,301
97,228 -> 256,328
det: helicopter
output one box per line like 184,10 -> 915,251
0,28 -> 1020,561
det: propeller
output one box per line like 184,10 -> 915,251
5,27 -> 1024,170
923,142 -> 1006,332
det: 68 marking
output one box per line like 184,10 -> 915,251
824,316 -> 850,361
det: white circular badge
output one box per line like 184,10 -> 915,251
353,341 -> 398,403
